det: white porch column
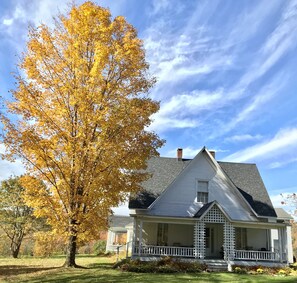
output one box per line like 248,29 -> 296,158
138,220 -> 143,257
286,225 -> 294,263
194,221 -> 205,259
278,227 -> 283,262
224,222 -> 235,260
132,218 -> 137,256
280,227 -> 288,262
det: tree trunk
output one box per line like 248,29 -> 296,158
11,235 -> 22,258
11,246 -> 20,258
64,234 -> 78,267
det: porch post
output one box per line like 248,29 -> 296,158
138,220 -> 143,257
281,227 -> 288,262
278,227 -> 283,262
132,218 -> 137,256
194,221 -> 205,259
223,222 -> 235,261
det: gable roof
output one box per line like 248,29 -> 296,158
218,161 -> 277,218
194,201 -> 214,218
275,208 -> 293,220
129,157 -> 190,209
109,215 -> 133,229
129,149 -> 277,218
193,201 -> 231,221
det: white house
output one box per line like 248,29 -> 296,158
106,215 -> 133,253
127,147 -> 293,268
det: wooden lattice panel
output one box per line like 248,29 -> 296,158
223,222 -> 235,260
194,204 -> 235,260
194,222 -> 205,259
202,204 -> 226,223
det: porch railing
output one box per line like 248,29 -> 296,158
134,245 -> 194,257
234,250 -> 280,261
133,246 -> 283,261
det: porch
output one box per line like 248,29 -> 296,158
132,215 -> 290,263
133,245 -> 283,262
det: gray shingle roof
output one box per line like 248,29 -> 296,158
129,155 -> 277,218
194,202 -> 214,218
129,157 -> 190,208
218,161 -> 277,217
109,215 -> 133,228
275,208 -> 293,220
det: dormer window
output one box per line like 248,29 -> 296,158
197,180 -> 209,204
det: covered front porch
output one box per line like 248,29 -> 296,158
132,214 -> 290,263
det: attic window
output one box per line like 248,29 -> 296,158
197,181 -> 209,204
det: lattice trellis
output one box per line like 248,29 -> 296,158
194,222 -> 205,258
202,205 -> 226,223
194,204 -> 235,260
223,222 -> 235,260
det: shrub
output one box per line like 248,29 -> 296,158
277,267 -> 292,276
256,268 -> 264,274
94,240 -> 107,255
117,257 -> 207,273
234,266 -> 247,274
278,269 -> 287,276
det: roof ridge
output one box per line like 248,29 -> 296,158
218,161 -> 256,165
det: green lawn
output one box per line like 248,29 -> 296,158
0,255 -> 297,283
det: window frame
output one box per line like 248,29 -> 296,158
196,180 -> 209,204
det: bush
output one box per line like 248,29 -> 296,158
234,266 -> 247,274
256,268 -> 264,274
277,267 -> 292,276
116,257 -> 207,273
94,240 -> 107,255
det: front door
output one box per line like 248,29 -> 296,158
205,224 -> 224,258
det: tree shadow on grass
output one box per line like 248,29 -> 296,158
0,265 -> 59,277
19,272 -> 297,283
87,262 -> 114,269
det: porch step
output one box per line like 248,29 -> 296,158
204,260 -> 228,272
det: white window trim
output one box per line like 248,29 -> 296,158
196,179 -> 209,204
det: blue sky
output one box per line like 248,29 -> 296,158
0,0 -> 297,214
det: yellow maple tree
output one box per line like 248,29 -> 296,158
1,1 -> 163,267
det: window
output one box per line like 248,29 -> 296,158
157,223 -> 168,246
235,228 -> 247,249
197,180 -> 209,204
197,192 -> 208,203
113,232 -> 127,245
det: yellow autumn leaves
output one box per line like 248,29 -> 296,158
1,1 -> 163,265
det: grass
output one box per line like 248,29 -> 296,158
0,255 -> 297,283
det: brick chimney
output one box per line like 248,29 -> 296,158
177,148 -> 183,161
209,150 -> 215,159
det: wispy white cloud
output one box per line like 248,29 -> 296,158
149,89 -> 222,132
223,127 -> 297,163
225,134 -> 263,143
269,157 -> 297,169
236,0 -> 297,90
270,191 -> 297,219
149,117 -> 199,132
2,18 -> 13,26
211,73 -> 286,138
0,144 -> 25,181
149,0 -> 171,16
